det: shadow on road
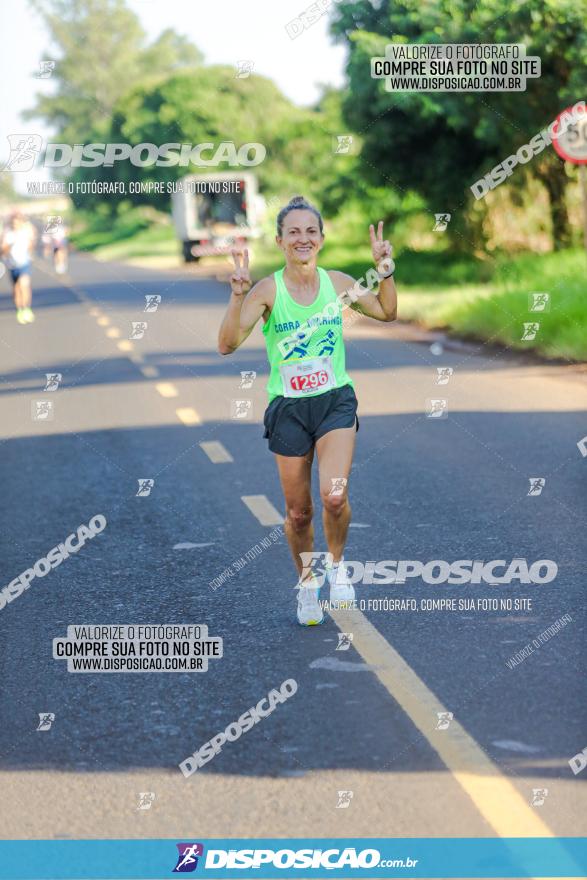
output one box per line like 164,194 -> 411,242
0,412 -> 585,779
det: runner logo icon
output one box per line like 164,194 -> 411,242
173,843 -> 204,872
3,134 -> 43,171
144,295 -> 161,312
37,713 -> 55,731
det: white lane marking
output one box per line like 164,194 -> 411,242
176,407 -> 202,426
200,441 -> 234,463
155,382 -> 179,398
328,606 -> 554,839
241,495 -> 284,526
309,656 -> 375,672
492,740 -> 542,753
173,542 -> 215,550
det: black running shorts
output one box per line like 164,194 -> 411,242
262,383 -> 359,457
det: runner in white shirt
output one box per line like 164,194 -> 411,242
1,211 -> 37,324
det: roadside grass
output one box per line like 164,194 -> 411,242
72,211 -> 178,260
254,234 -> 586,360
415,249 -> 587,362
91,227 -> 178,261
72,207 -> 587,362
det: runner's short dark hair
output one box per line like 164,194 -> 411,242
276,196 -> 323,237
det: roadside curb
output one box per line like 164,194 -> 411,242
370,318 -> 587,373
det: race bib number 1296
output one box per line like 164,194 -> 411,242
279,356 -> 336,398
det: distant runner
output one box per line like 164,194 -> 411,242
218,196 -> 397,625
51,221 -> 69,275
1,211 -> 37,324
41,218 -> 69,273
41,228 -> 53,260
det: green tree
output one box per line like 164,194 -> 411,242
25,0 -> 202,144
78,67 -> 359,214
331,0 -> 587,250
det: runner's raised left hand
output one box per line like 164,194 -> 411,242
369,221 -> 394,275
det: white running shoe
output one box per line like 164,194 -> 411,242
296,576 -> 324,626
327,560 -> 356,607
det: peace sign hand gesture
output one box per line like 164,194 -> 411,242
369,221 -> 395,276
230,248 -> 252,297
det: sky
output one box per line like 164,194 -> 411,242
0,0 -> 348,192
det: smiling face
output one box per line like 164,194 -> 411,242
276,209 -> 324,268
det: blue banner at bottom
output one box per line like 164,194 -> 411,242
0,838 -> 585,879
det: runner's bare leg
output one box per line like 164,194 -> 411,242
316,426 -> 356,564
275,448 -> 315,580
20,275 -> 32,309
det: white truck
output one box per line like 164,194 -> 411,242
171,171 -> 265,262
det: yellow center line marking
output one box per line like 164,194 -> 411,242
156,382 -> 179,399
241,495 -> 284,527
106,327 -> 121,339
96,316 -> 110,327
117,340 -> 133,353
141,366 -> 159,378
200,441 -> 234,463
176,407 -> 202,426
89,307 -> 102,317
329,607 -> 553,839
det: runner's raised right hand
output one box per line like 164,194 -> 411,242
230,248 -> 252,298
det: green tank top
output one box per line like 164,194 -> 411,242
262,266 -> 354,403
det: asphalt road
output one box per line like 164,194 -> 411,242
0,251 -> 585,843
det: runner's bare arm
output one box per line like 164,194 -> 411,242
217,283 -> 267,355
328,222 -> 397,322
328,270 -> 397,322
217,275 -> 271,355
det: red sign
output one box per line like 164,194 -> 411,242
552,102 -> 587,164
